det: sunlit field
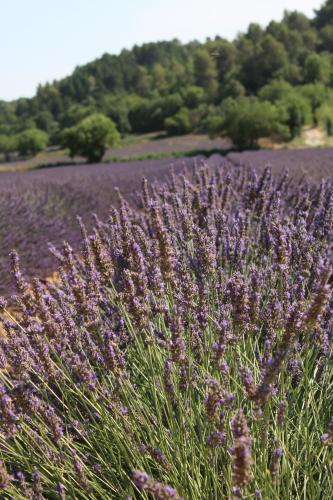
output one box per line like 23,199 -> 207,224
1,0 -> 333,497
0,159 -> 332,498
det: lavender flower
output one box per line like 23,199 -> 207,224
229,410 -> 253,490
73,456 -> 91,493
132,470 -> 183,499
57,482 -> 66,500
269,447 -> 283,484
277,400 -> 287,428
32,471 -> 43,499
0,462 -> 10,490
321,417 -> 333,444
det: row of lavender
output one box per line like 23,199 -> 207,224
227,147 -> 333,182
0,158 -> 193,296
1,149 -> 332,297
0,159 -> 332,498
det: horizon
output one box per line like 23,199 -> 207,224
1,0 -> 324,102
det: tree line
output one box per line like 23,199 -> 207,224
1,0 -> 333,160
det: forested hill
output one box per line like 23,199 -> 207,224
2,0 -> 333,151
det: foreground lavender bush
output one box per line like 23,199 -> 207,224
0,162 -> 332,499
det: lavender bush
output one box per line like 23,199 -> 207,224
0,161 -> 332,499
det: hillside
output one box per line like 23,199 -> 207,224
1,0 -> 333,153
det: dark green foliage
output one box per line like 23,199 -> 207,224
218,97 -> 287,149
220,79 -> 246,100
101,95 -> 134,134
258,80 -> 294,102
129,94 -> 184,133
301,83 -> 327,123
314,0 -> 333,29
62,113 -> 120,162
0,135 -> 17,160
325,115 -> 333,135
240,34 -> 289,92
193,48 -> 218,99
34,110 -> 59,139
164,108 -> 192,135
277,93 -> 312,138
303,53 -> 331,84
319,23 -> 333,51
182,85 -> 205,108
59,103 -> 96,129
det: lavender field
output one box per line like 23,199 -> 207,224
0,157 -> 205,296
227,148 -> 333,182
0,151 -> 332,499
1,149 -> 333,297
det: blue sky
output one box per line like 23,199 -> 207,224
0,0 -> 324,101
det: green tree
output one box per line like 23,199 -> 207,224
258,79 -> 293,102
60,104 -> 95,129
221,79 -> 245,99
246,23 -> 264,43
135,66 -> 153,97
164,108 -> 192,135
34,110 -> 59,144
62,113 -> 120,163
239,34 -> 288,91
219,97 -> 286,149
101,95 -> 133,135
193,48 -> 218,99
277,93 -> 312,138
208,39 -> 238,85
319,24 -> 333,51
129,94 -> 183,133
314,0 -> 333,29
182,86 -> 205,108
301,83 -> 327,123
276,63 -> 303,85
284,10 -> 312,32
303,53 -> 331,84
151,63 -> 168,93
0,135 -> 17,161
16,129 -> 48,156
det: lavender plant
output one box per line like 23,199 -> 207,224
0,160 -> 332,499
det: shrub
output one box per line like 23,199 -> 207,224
325,115 -> 333,135
277,93 -> 312,138
0,135 -> 17,160
220,79 -> 246,99
0,163 -> 332,499
219,97 -> 286,148
258,79 -> 293,102
16,128 -> 48,156
182,85 -> 205,108
62,113 -> 120,163
164,107 -> 192,135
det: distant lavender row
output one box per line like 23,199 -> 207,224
1,149 -> 333,296
0,156 -> 222,296
227,148 -> 333,181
